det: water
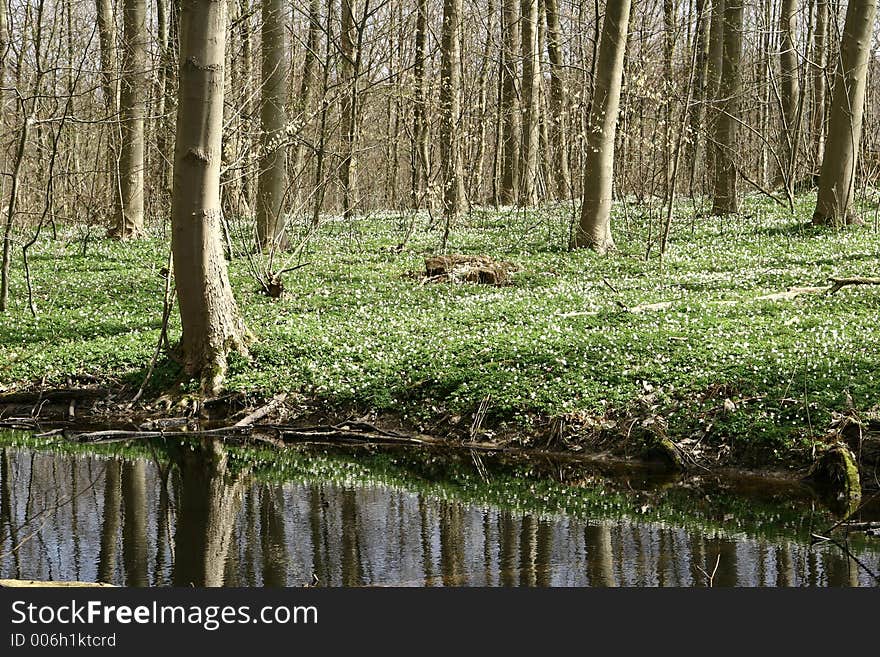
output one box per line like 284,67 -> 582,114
1,439 -> 878,587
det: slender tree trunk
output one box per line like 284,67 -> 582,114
500,0 -> 521,204
256,0 -> 289,249
411,0 -> 430,209
711,0 -> 743,216
96,0 -> 120,224
574,0 -> 632,253
171,0 -> 249,394
439,0 -> 465,240
470,0 -> 496,205
663,0 -> 676,200
779,0 -> 800,195
115,0 -> 147,238
705,0 -> 725,190
812,0 -> 829,172
545,0 -> 571,198
813,0 -> 877,225
292,0 -> 322,209
687,0 -> 711,192
340,0 -> 359,219
519,0 -> 540,206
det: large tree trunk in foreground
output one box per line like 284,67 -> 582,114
171,0 -> 248,394
114,0 -> 147,239
439,0 -> 465,222
813,0 -> 877,226
574,0 -> 631,253
256,0 -> 289,250
705,0 -> 725,188
710,0 -> 743,216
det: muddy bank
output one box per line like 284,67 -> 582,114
0,383 -> 876,508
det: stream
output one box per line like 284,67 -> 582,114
1,432 -> 879,587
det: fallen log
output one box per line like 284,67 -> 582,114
234,393 -> 287,427
829,277 -> 880,294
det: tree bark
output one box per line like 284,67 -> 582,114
256,0 -> 289,249
812,0 -> 829,171
705,0 -> 725,187
115,0 -> 147,238
340,0 -> 360,219
411,0 -> 430,209
500,0 -> 521,205
813,0 -> 877,225
779,0 -> 801,195
545,0 -> 571,199
574,0 -> 632,253
439,0 -> 465,223
292,0 -> 322,211
171,0 -> 249,394
519,0 -> 540,206
687,0 -> 712,191
711,0 -> 743,216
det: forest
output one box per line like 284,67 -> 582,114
0,0 -> 879,588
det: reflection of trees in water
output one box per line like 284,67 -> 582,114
260,486 -> 288,586
171,440 -> 247,587
341,488 -> 364,586
122,460 -> 148,586
584,524 -> 616,587
0,448 -> 22,578
97,459 -> 120,584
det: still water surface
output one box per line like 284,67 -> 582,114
1,442 -> 878,587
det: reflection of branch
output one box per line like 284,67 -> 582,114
0,457 -> 106,561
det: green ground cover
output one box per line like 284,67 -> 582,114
2,191 -> 879,466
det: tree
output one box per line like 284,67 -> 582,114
544,0 -> 571,198
439,0 -> 465,231
812,0 -> 877,226
256,0 -> 289,249
778,0 -> 800,196
811,0 -> 829,170
710,0 -> 743,216
574,0 -> 632,253
500,0 -> 521,205
114,0 -> 147,239
519,0 -> 540,206
171,0 -> 249,394
340,0 -> 360,219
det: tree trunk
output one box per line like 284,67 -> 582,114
545,0 -> 571,199
439,0 -> 465,224
710,0 -> 743,216
256,0 -> 289,249
519,0 -> 540,206
500,0 -> 521,205
705,0 -> 725,188
340,0 -> 359,219
411,0 -> 430,209
292,0 -> 322,211
574,0 -> 632,253
687,0 -> 712,191
812,0 -> 829,172
813,0 -> 877,225
171,0 -> 248,394
115,0 -> 147,239
779,0 -> 801,195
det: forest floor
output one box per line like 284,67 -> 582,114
2,190 -> 880,479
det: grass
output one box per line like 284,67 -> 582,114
1,190 -> 880,467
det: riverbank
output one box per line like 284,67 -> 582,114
1,193 -> 879,484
